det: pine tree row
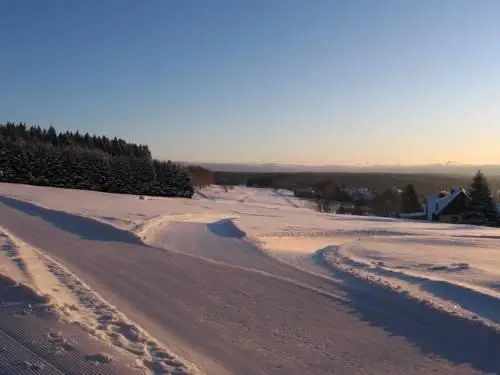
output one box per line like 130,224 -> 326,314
0,123 -> 193,198
1,122 -> 151,159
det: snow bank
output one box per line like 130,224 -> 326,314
323,237 -> 500,327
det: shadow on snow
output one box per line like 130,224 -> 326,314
314,247 -> 500,375
0,196 -> 146,246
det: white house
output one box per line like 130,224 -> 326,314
425,188 -> 470,222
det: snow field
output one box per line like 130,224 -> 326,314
3,182 -> 500,332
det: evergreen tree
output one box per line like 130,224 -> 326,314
310,180 -> 339,213
372,188 -> 401,217
462,170 -> 498,226
400,184 -> 422,213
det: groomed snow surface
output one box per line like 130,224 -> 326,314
0,230 -> 150,374
1,183 -> 500,374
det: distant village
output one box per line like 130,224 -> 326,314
291,171 -> 500,227
187,166 -> 500,228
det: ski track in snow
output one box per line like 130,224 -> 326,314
0,227 -> 199,375
0,230 -> 149,375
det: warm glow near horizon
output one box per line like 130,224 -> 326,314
3,1 -> 500,165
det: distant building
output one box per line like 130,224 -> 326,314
425,188 -> 470,223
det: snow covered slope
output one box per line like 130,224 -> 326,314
3,182 -> 500,354
0,184 -> 500,368
4,182 -> 500,374
194,186 -> 307,208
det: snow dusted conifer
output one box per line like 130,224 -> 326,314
400,184 -> 422,213
462,170 -> 498,226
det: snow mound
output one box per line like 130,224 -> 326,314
0,273 -> 50,306
207,219 -> 246,238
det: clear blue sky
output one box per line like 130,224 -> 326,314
2,0 -> 500,165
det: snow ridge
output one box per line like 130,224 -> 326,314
322,242 -> 500,329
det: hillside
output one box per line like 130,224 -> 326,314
2,183 -> 500,374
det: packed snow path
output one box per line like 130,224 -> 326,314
0,275 -> 143,375
1,197 -> 499,375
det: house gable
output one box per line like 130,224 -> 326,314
425,188 -> 470,220
438,191 -> 469,216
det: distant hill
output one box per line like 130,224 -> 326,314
185,162 -> 500,176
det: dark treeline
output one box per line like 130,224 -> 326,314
214,171 -> 500,198
0,122 -> 193,198
1,123 -> 152,159
309,180 -> 403,217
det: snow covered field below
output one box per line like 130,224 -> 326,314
3,182 -> 500,332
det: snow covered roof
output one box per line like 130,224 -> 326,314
426,188 -> 468,219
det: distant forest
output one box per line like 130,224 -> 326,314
0,122 -> 193,197
214,171 -> 500,199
